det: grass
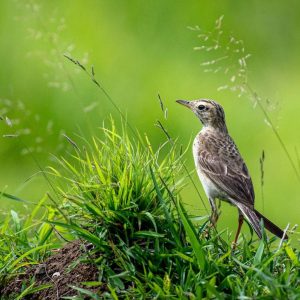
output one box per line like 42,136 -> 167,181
0,120 -> 299,299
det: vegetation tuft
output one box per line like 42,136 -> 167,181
0,121 -> 299,299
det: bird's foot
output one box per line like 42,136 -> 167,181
231,241 -> 238,250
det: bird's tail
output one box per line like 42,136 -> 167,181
235,203 -> 288,239
254,209 -> 288,240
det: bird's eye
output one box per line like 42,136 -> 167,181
198,105 -> 206,111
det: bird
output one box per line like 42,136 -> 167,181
176,99 -> 288,243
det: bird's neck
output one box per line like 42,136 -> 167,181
202,123 -> 228,135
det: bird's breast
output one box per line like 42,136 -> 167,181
192,133 -> 222,200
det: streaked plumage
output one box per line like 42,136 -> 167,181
177,99 -> 287,242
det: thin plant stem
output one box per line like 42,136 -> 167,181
156,121 -> 208,213
245,83 -> 300,183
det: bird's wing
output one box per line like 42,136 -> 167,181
198,149 -> 254,207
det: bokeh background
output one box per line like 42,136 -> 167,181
0,0 -> 299,239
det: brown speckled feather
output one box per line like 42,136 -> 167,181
197,131 -> 255,207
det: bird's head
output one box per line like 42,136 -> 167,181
176,99 -> 227,133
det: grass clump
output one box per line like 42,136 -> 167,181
0,120 -> 299,299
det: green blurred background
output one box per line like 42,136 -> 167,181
0,1 -> 299,238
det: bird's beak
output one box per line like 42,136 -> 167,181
176,100 -> 193,109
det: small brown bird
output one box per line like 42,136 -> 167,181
176,99 -> 287,243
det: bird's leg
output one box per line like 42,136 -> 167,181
203,198 -> 218,238
233,212 -> 244,246
208,197 -> 219,227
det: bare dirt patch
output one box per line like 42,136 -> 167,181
1,240 -> 101,299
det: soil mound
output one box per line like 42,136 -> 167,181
1,241 -> 99,299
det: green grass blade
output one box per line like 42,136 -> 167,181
49,221 -> 103,246
177,199 -> 206,270
149,167 -> 182,247
133,231 -> 165,238
16,283 -> 52,300
68,285 -> 101,299
254,239 -> 265,265
9,244 -> 51,273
